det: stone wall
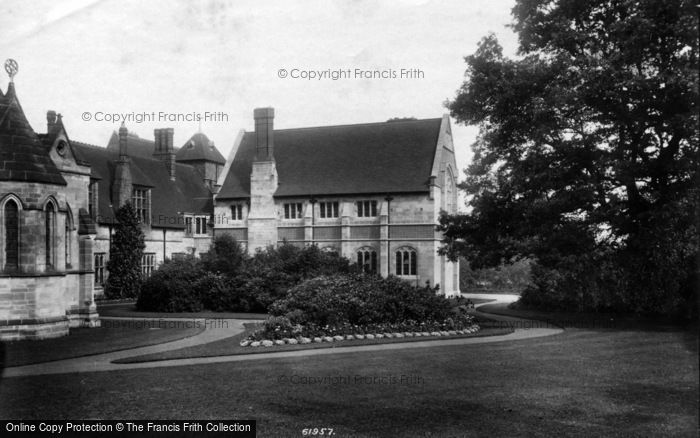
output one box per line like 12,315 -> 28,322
214,192 -> 460,296
0,274 -> 72,339
1,176 -> 99,339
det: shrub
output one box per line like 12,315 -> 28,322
137,242 -> 357,314
237,244 -> 355,310
270,274 -> 453,327
200,234 -> 247,277
200,274 -> 269,313
136,256 -> 205,312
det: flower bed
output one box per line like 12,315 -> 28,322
239,314 -> 481,347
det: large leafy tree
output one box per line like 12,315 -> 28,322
439,0 -> 698,316
105,203 -> 146,299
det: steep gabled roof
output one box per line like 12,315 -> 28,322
218,117 -> 442,199
176,132 -> 226,164
72,142 -> 213,229
0,83 -> 66,185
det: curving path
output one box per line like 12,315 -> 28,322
2,294 -> 562,378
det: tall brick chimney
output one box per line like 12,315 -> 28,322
46,110 -> 57,132
154,128 -> 176,180
112,123 -> 132,209
118,122 -> 128,160
254,107 -> 274,161
247,107 -> 278,254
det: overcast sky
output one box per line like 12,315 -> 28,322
0,0 -> 518,190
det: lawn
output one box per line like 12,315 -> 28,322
1,326 -> 696,437
0,323 -> 204,368
112,316 -> 513,364
478,302 -> 699,331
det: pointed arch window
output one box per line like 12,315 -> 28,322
395,247 -> 417,276
65,208 -> 74,269
4,199 -> 19,271
45,201 -> 56,270
357,247 -> 377,274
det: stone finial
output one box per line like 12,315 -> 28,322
4,59 -> 18,82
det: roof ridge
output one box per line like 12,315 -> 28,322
253,117 -> 442,134
71,140 -> 106,150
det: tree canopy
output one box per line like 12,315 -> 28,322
439,0 -> 698,316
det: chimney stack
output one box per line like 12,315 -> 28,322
154,128 -> 176,180
118,123 -> 129,161
254,107 -> 274,161
113,123 -> 132,209
47,110 -> 57,132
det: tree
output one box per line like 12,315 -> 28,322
439,0 -> 698,316
105,203 -> 146,299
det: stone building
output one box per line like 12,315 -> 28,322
77,126 -> 224,296
0,67 -> 99,340
0,61 -> 224,338
1,62 -> 459,340
215,108 -> 460,296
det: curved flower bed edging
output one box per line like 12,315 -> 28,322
239,324 -> 482,348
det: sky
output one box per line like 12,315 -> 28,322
0,0 -> 518,195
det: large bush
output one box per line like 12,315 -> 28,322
200,233 -> 247,277
235,243 -> 354,310
136,241 -> 355,313
270,274 -> 451,326
136,256 -> 205,312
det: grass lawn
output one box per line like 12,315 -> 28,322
113,316 -> 513,364
479,302 -> 698,331
1,325 -> 696,437
0,324 -> 204,368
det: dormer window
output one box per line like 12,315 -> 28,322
132,188 -> 150,224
